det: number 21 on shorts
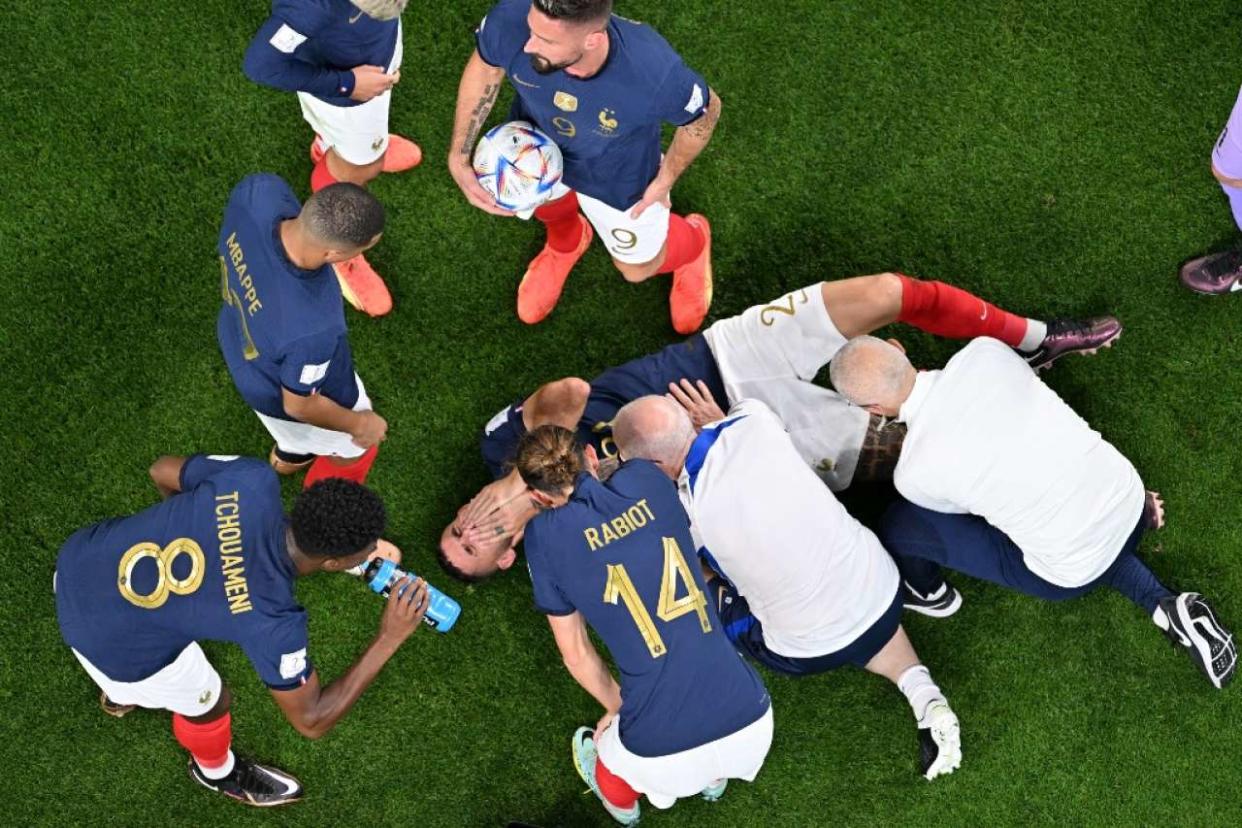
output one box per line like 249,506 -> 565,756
603,536 -> 711,658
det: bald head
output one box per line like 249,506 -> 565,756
829,336 -> 917,417
613,395 -> 695,476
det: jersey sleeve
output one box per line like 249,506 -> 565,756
524,522 -> 577,616
279,332 -> 344,398
479,400 -> 527,479
651,59 -> 710,127
180,455 -> 272,492
243,1 -> 355,99
475,0 -> 529,68
243,612 -> 314,690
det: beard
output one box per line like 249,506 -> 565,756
530,52 -> 579,75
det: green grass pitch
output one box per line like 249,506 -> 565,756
3,0 -> 1241,825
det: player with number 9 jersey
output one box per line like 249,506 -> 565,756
450,0 -> 721,333
516,425 -> 772,821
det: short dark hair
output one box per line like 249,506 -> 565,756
532,0 -> 613,26
437,544 -> 486,584
291,479 -> 387,558
302,183 -> 386,249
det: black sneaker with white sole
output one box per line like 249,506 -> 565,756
902,581 -> 963,618
188,756 -> 303,807
1157,593 -> 1237,689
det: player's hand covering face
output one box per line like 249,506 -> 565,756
440,517 -> 517,580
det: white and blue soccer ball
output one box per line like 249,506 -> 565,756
472,121 -> 563,213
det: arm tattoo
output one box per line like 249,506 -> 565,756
685,94 -> 725,141
459,82 -> 500,156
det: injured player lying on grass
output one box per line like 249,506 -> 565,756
438,271 -> 1122,582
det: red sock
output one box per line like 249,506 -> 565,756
656,214 -> 705,274
311,157 -> 338,193
595,758 -> 640,809
896,274 -> 1029,347
172,712 -> 232,772
535,191 -> 583,253
303,445 -> 379,489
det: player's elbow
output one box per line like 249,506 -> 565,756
290,714 -> 331,741
282,388 -> 312,420
546,377 -> 590,409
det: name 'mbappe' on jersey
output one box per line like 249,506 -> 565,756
55,456 -> 313,690
216,174 -> 359,422
476,0 -> 710,211
523,460 -> 769,758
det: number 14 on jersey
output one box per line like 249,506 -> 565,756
603,536 -> 712,658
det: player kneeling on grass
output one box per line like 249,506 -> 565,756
218,174 -> 389,489
515,426 -> 773,825
613,396 -> 961,780
54,455 -> 431,806
449,0 -> 720,333
244,0 -> 422,316
439,273 -> 1121,582
831,336 -> 1237,689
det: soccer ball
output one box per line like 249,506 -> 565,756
472,121 -> 563,213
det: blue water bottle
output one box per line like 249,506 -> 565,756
361,558 -> 461,633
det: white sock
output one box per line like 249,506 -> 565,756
196,749 -> 236,781
1018,319 -> 1048,352
898,665 -> 946,726
1152,604 -> 1171,631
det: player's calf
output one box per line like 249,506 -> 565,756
572,728 -> 640,826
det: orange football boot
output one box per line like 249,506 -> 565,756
333,254 -> 393,317
517,216 -> 593,324
668,214 -> 713,334
310,134 -> 422,173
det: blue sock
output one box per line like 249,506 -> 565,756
1223,183 -> 1242,233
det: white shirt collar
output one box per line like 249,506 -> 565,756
898,370 -> 939,423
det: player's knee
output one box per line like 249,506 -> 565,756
187,683 -> 232,723
613,257 -> 659,283
872,272 -> 906,311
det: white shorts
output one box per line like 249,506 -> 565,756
297,21 -> 404,166
1212,85 -> 1242,180
72,643 -> 222,718
256,374 -> 371,460
703,283 -> 871,491
597,706 -> 774,809
538,182 -> 671,265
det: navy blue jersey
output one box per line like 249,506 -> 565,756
217,174 -> 358,421
481,334 -> 725,479
244,0 -> 402,107
476,0 -> 710,210
524,461 -> 769,757
56,456 -> 312,690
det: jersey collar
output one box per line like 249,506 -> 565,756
899,371 -> 939,424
